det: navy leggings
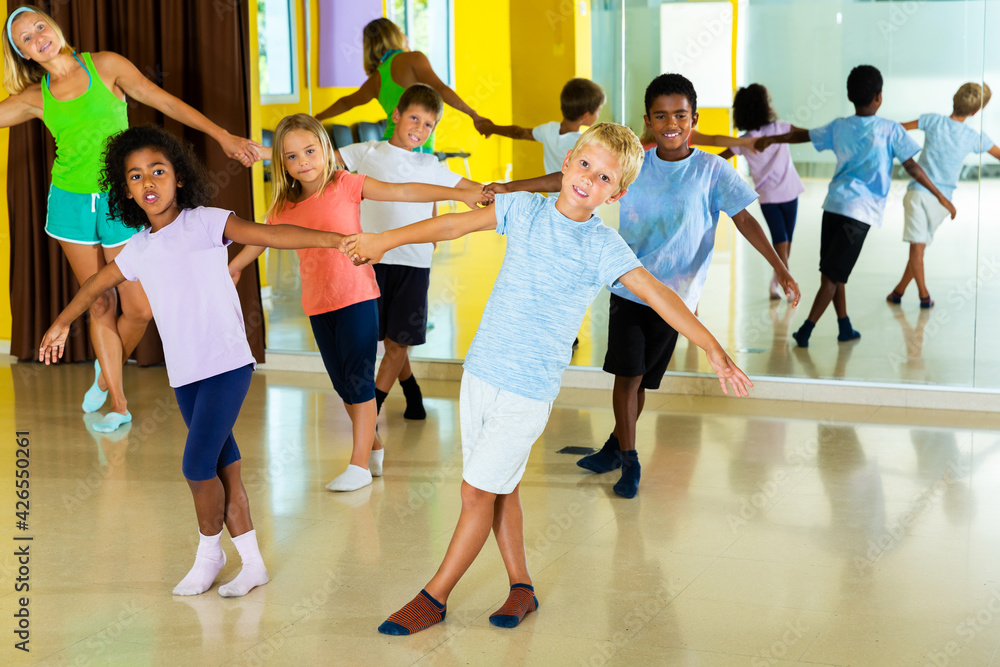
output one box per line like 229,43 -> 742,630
173,364 -> 253,481
759,198 -> 798,245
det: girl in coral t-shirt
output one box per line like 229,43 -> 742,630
231,113 -> 481,492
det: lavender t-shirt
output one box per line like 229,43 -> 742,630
730,121 -> 805,204
114,206 -> 257,387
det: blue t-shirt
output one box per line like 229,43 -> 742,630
810,116 -> 921,228
908,113 -> 994,197
463,192 -> 642,401
611,148 -> 758,312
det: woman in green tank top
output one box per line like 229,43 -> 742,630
0,5 -> 261,432
315,18 -> 491,154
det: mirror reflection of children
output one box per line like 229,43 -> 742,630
719,83 -> 805,300
235,114 -> 485,491
757,65 -> 955,347
889,82 -> 1000,308
344,123 -> 753,635
40,126 -> 346,597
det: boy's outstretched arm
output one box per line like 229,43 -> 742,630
901,120 -> 919,131
731,209 -> 801,305
902,158 -> 957,219
223,214 -> 346,250
484,172 -> 563,198
754,127 -> 811,151
989,145 -> 1000,161
362,178 -> 487,210
39,263 -> 128,364
691,130 -> 756,154
344,204 -> 498,265
619,268 -> 752,397
477,120 -> 535,141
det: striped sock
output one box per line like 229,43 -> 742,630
378,589 -> 446,635
489,583 -> 538,628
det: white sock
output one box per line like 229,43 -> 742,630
325,464 -> 373,492
370,449 -> 384,477
173,530 -> 225,596
219,530 -> 269,598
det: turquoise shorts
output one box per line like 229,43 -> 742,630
44,184 -> 134,247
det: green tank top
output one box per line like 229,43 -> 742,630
376,51 -> 436,154
42,52 -> 129,194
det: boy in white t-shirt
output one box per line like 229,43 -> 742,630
335,84 -> 483,419
478,78 -> 606,175
889,82 -> 1000,308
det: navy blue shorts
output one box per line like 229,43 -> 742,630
374,264 -> 431,346
819,211 -> 869,284
309,299 -> 378,404
602,294 -> 679,390
174,364 -> 253,481
759,198 -> 798,245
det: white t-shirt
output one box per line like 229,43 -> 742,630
532,121 -> 581,174
339,140 -> 463,267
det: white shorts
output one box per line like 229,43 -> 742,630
459,371 -> 553,495
903,189 -> 950,245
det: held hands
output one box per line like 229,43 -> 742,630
736,136 -> 759,154
457,187 -> 492,210
753,136 -> 774,152
482,182 -> 509,201
473,116 -> 495,137
341,232 -> 385,266
38,322 -> 70,365
705,345 -> 753,397
221,133 -> 264,167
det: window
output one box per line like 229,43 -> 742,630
259,0 -> 299,104
386,0 -> 453,86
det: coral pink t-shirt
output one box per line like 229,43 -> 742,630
268,172 -> 379,316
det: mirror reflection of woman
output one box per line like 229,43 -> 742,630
315,17 -> 491,153
1,5 -> 260,432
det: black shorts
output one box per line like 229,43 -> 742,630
602,293 -> 679,390
374,264 -> 431,346
819,211 -> 870,284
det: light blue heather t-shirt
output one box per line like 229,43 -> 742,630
463,192 -> 642,402
908,113 -> 994,197
810,116 -> 921,228
611,148 -> 758,312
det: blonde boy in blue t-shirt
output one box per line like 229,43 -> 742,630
342,123 -> 753,636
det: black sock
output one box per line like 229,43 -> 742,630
577,433 -> 622,473
837,316 -> 860,342
400,374 -> 426,420
613,450 -> 641,498
375,388 -> 388,415
792,319 -> 815,348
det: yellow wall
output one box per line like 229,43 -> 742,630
0,60 -> 9,339
508,0 -> 592,179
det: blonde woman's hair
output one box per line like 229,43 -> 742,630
3,6 -> 75,94
266,114 -> 341,221
569,122 -> 645,193
953,82 -> 992,117
362,18 -> 407,76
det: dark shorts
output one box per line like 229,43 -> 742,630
602,293 -> 680,390
819,211 -> 870,284
374,264 -> 431,346
759,198 -> 798,245
309,299 -> 378,404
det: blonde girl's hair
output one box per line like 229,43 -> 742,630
953,82 -> 992,117
3,6 -> 75,94
266,113 -> 341,221
569,122 -> 645,193
362,18 -> 407,76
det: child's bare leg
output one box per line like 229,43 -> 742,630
908,243 -> 929,298
326,400 -> 378,491
894,249 -> 916,296
832,282 -> 848,319
488,485 -> 539,628
379,481 -> 496,635
375,338 -> 408,394
217,460 -> 268,597
792,276 -> 839,347
610,375 -> 644,498
174,475 -> 228,595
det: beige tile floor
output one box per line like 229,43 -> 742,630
5,358 -> 1000,665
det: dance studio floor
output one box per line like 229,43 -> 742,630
8,358 -> 1000,665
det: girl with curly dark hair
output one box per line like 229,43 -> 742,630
721,84 -> 805,300
39,126 -> 346,598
